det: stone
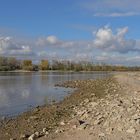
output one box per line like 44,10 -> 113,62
80,113 -> 89,120
103,121 -> 110,127
77,110 -> 86,116
72,125 -> 77,129
34,131 -> 40,137
94,115 -> 104,125
117,125 -> 123,132
45,131 -> 49,135
84,99 -> 90,104
127,107 -> 136,113
94,119 -> 103,125
78,120 -> 85,125
88,102 -> 98,107
78,123 -> 89,130
132,114 -> 140,120
126,127 -> 136,134
20,134 -> 28,139
28,134 -> 36,140
60,121 -> 65,126
106,127 -> 114,134
29,116 -> 38,120
136,119 -> 140,125
97,115 -> 104,120
55,129 -> 64,133
99,132 -> 105,137
43,128 -> 47,133
130,119 -> 136,124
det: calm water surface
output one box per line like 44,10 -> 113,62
0,71 -> 109,117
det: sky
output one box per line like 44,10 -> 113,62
0,0 -> 140,65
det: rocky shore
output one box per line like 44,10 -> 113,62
1,72 -> 140,140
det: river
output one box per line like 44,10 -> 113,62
0,71 -> 109,117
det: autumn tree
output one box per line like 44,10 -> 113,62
22,60 -> 33,71
7,57 -> 20,70
0,56 -> 20,71
39,60 -> 49,70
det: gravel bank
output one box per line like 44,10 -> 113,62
1,73 -> 138,140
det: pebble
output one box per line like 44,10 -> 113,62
126,127 -> 136,134
60,121 -> 65,126
72,125 -> 77,129
45,131 -> 49,135
20,134 -> 28,139
28,134 -> 36,140
117,125 -> 123,132
99,132 -> 105,137
94,119 -> 103,125
34,131 -> 40,137
78,123 -> 88,130
55,129 -> 64,133
43,128 -> 47,133
78,120 -> 85,125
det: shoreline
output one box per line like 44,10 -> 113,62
1,72 -> 140,139
0,76 -> 115,140
0,70 -> 137,73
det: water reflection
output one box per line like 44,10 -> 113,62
0,72 -> 109,117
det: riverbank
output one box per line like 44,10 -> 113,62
40,72 -> 140,140
1,72 -> 140,140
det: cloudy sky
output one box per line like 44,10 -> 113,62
0,0 -> 140,65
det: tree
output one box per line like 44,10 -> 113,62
22,60 -> 33,71
7,57 -> 20,70
39,60 -> 49,70
0,57 -> 7,66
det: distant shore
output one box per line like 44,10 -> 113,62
0,69 -> 139,73
0,70 -> 111,74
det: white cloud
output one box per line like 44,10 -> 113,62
0,36 -> 33,56
46,36 -> 58,44
95,54 -> 140,66
0,25 -> 139,65
37,35 -> 62,46
38,51 -> 58,59
81,0 -> 140,17
74,53 -> 92,61
33,26 -> 139,65
93,26 -> 137,53
37,36 -> 88,49
36,26 -> 137,54
94,12 -> 139,17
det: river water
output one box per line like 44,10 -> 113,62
0,71 -> 109,117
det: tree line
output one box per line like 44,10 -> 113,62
0,56 -> 140,71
